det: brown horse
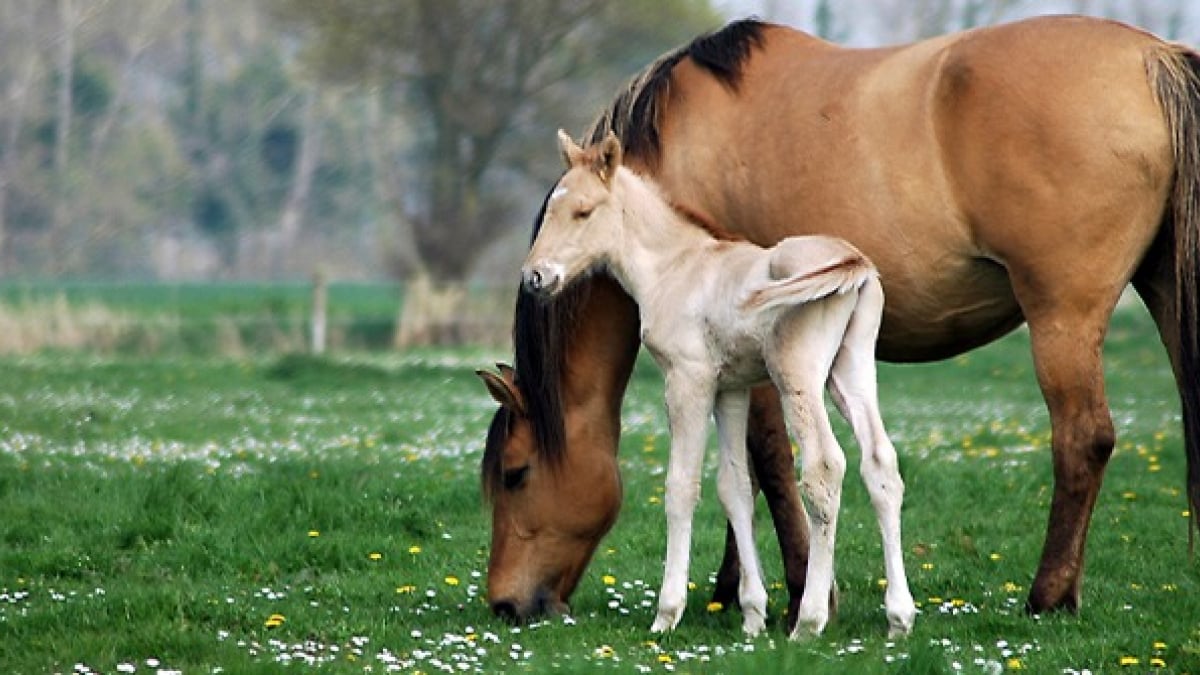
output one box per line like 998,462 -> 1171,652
480,15 -> 1200,627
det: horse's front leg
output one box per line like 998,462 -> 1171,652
651,371 -> 715,634
714,389 -> 769,636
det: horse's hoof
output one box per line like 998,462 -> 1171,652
650,609 -> 682,634
741,611 -> 766,637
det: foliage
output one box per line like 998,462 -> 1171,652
0,305 -> 1197,672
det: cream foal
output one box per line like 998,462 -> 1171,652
522,130 -> 916,640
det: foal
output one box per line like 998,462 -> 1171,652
522,130 -> 916,639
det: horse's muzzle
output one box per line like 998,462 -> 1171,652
490,589 -> 569,624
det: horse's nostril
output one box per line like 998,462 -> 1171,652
491,599 -> 520,623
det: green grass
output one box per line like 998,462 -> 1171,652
0,306 -> 1198,672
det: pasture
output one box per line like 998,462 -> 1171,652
0,298 -> 1197,672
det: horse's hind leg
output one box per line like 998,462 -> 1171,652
828,280 -> 916,636
714,389 -> 769,636
1016,287 -> 1121,613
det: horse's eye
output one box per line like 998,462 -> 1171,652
503,465 -> 529,490
574,207 -> 593,220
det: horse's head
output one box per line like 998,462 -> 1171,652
476,364 -> 623,623
521,130 -> 624,298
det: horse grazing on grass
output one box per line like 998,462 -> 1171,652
480,15 -> 1200,630
519,129 -> 917,639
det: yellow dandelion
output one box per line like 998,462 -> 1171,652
921,562 -> 934,571
408,545 -> 422,554
1122,491 -> 1137,500
1119,656 -> 1140,666
649,496 -> 661,504
989,552 -> 1002,561
602,575 -> 617,585
265,613 -> 285,628
687,581 -> 697,591
877,578 -> 889,588
308,530 -> 320,538
396,585 -> 417,594
1006,657 -> 1023,670
1183,510 -> 1192,518
445,575 -> 460,586
1153,641 -> 1168,650
1150,657 -> 1166,668
928,596 -> 944,604
706,601 -> 724,613
1003,582 -> 1023,593
368,552 -> 383,561
657,654 -> 673,663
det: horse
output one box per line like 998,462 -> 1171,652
480,14 -> 1200,629
518,128 -> 917,638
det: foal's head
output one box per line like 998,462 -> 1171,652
522,130 -> 624,298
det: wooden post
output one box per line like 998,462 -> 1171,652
311,269 -> 327,355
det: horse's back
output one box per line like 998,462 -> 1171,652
651,15 -> 1175,361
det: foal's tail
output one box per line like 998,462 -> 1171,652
1149,44 -> 1200,547
742,254 -> 877,312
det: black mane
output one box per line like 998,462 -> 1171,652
488,20 -> 769,480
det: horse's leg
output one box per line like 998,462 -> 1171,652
827,281 -> 916,636
713,386 -> 813,633
651,370 -> 715,633
714,388 -> 769,636
748,385 -> 813,632
1017,292 -> 1119,613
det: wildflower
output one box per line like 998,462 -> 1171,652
1007,658 -> 1023,670
408,545 -> 422,554
1003,582 -> 1023,593
1119,656 -> 1140,666
368,552 -> 383,561
602,575 -> 617,586
657,654 -> 673,663
396,585 -> 416,594
445,576 -> 460,586
921,563 -> 934,571
989,552 -> 1002,561
1122,491 -> 1137,500
649,496 -> 661,504
1153,641 -> 1167,650
687,581 -> 697,591
307,530 -> 320,538
265,613 -> 285,628
1150,657 -> 1166,668
595,645 -> 615,658
706,601 -> 723,613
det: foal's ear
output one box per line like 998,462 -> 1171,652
557,129 -> 584,169
596,130 -> 622,185
476,366 -> 526,417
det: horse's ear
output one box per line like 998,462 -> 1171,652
596,130 -> 622,185
557,129 -> 583,168
476,367 -> 526,417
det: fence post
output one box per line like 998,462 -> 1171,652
311,269 -> 327,355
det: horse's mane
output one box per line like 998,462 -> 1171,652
490,19 -> 769,479
585,18 -> 768,162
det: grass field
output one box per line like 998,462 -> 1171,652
0,303 -> 1198,673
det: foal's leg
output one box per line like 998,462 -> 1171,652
770,305 -> 851,640
714,389 -> 769,636
651,371 -> 716,633
827,280 -> 916,636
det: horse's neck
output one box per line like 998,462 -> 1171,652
609,171 -> 714,304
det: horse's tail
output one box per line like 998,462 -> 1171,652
742,254 -> 877,312
1148,44 -> 1200,547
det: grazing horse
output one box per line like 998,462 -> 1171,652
519,129 -> 917,639
480,15 -> 1200,628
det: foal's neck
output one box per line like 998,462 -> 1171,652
608,170 -> 718,302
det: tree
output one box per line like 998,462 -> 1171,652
273,0 -> 721,282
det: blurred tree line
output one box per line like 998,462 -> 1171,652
0,0 -> 718,282
0,0 -> 1193,283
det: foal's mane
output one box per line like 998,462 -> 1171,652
485,19 -> 768,488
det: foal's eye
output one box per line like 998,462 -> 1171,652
503,465 -> 529,490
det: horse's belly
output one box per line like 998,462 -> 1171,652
875,256 -> 1024,363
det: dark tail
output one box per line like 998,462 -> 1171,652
1149,44 -> 1200,548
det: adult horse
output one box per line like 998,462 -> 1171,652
480,15 -> 1200,626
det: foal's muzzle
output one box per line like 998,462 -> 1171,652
521,264 -> 563,297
